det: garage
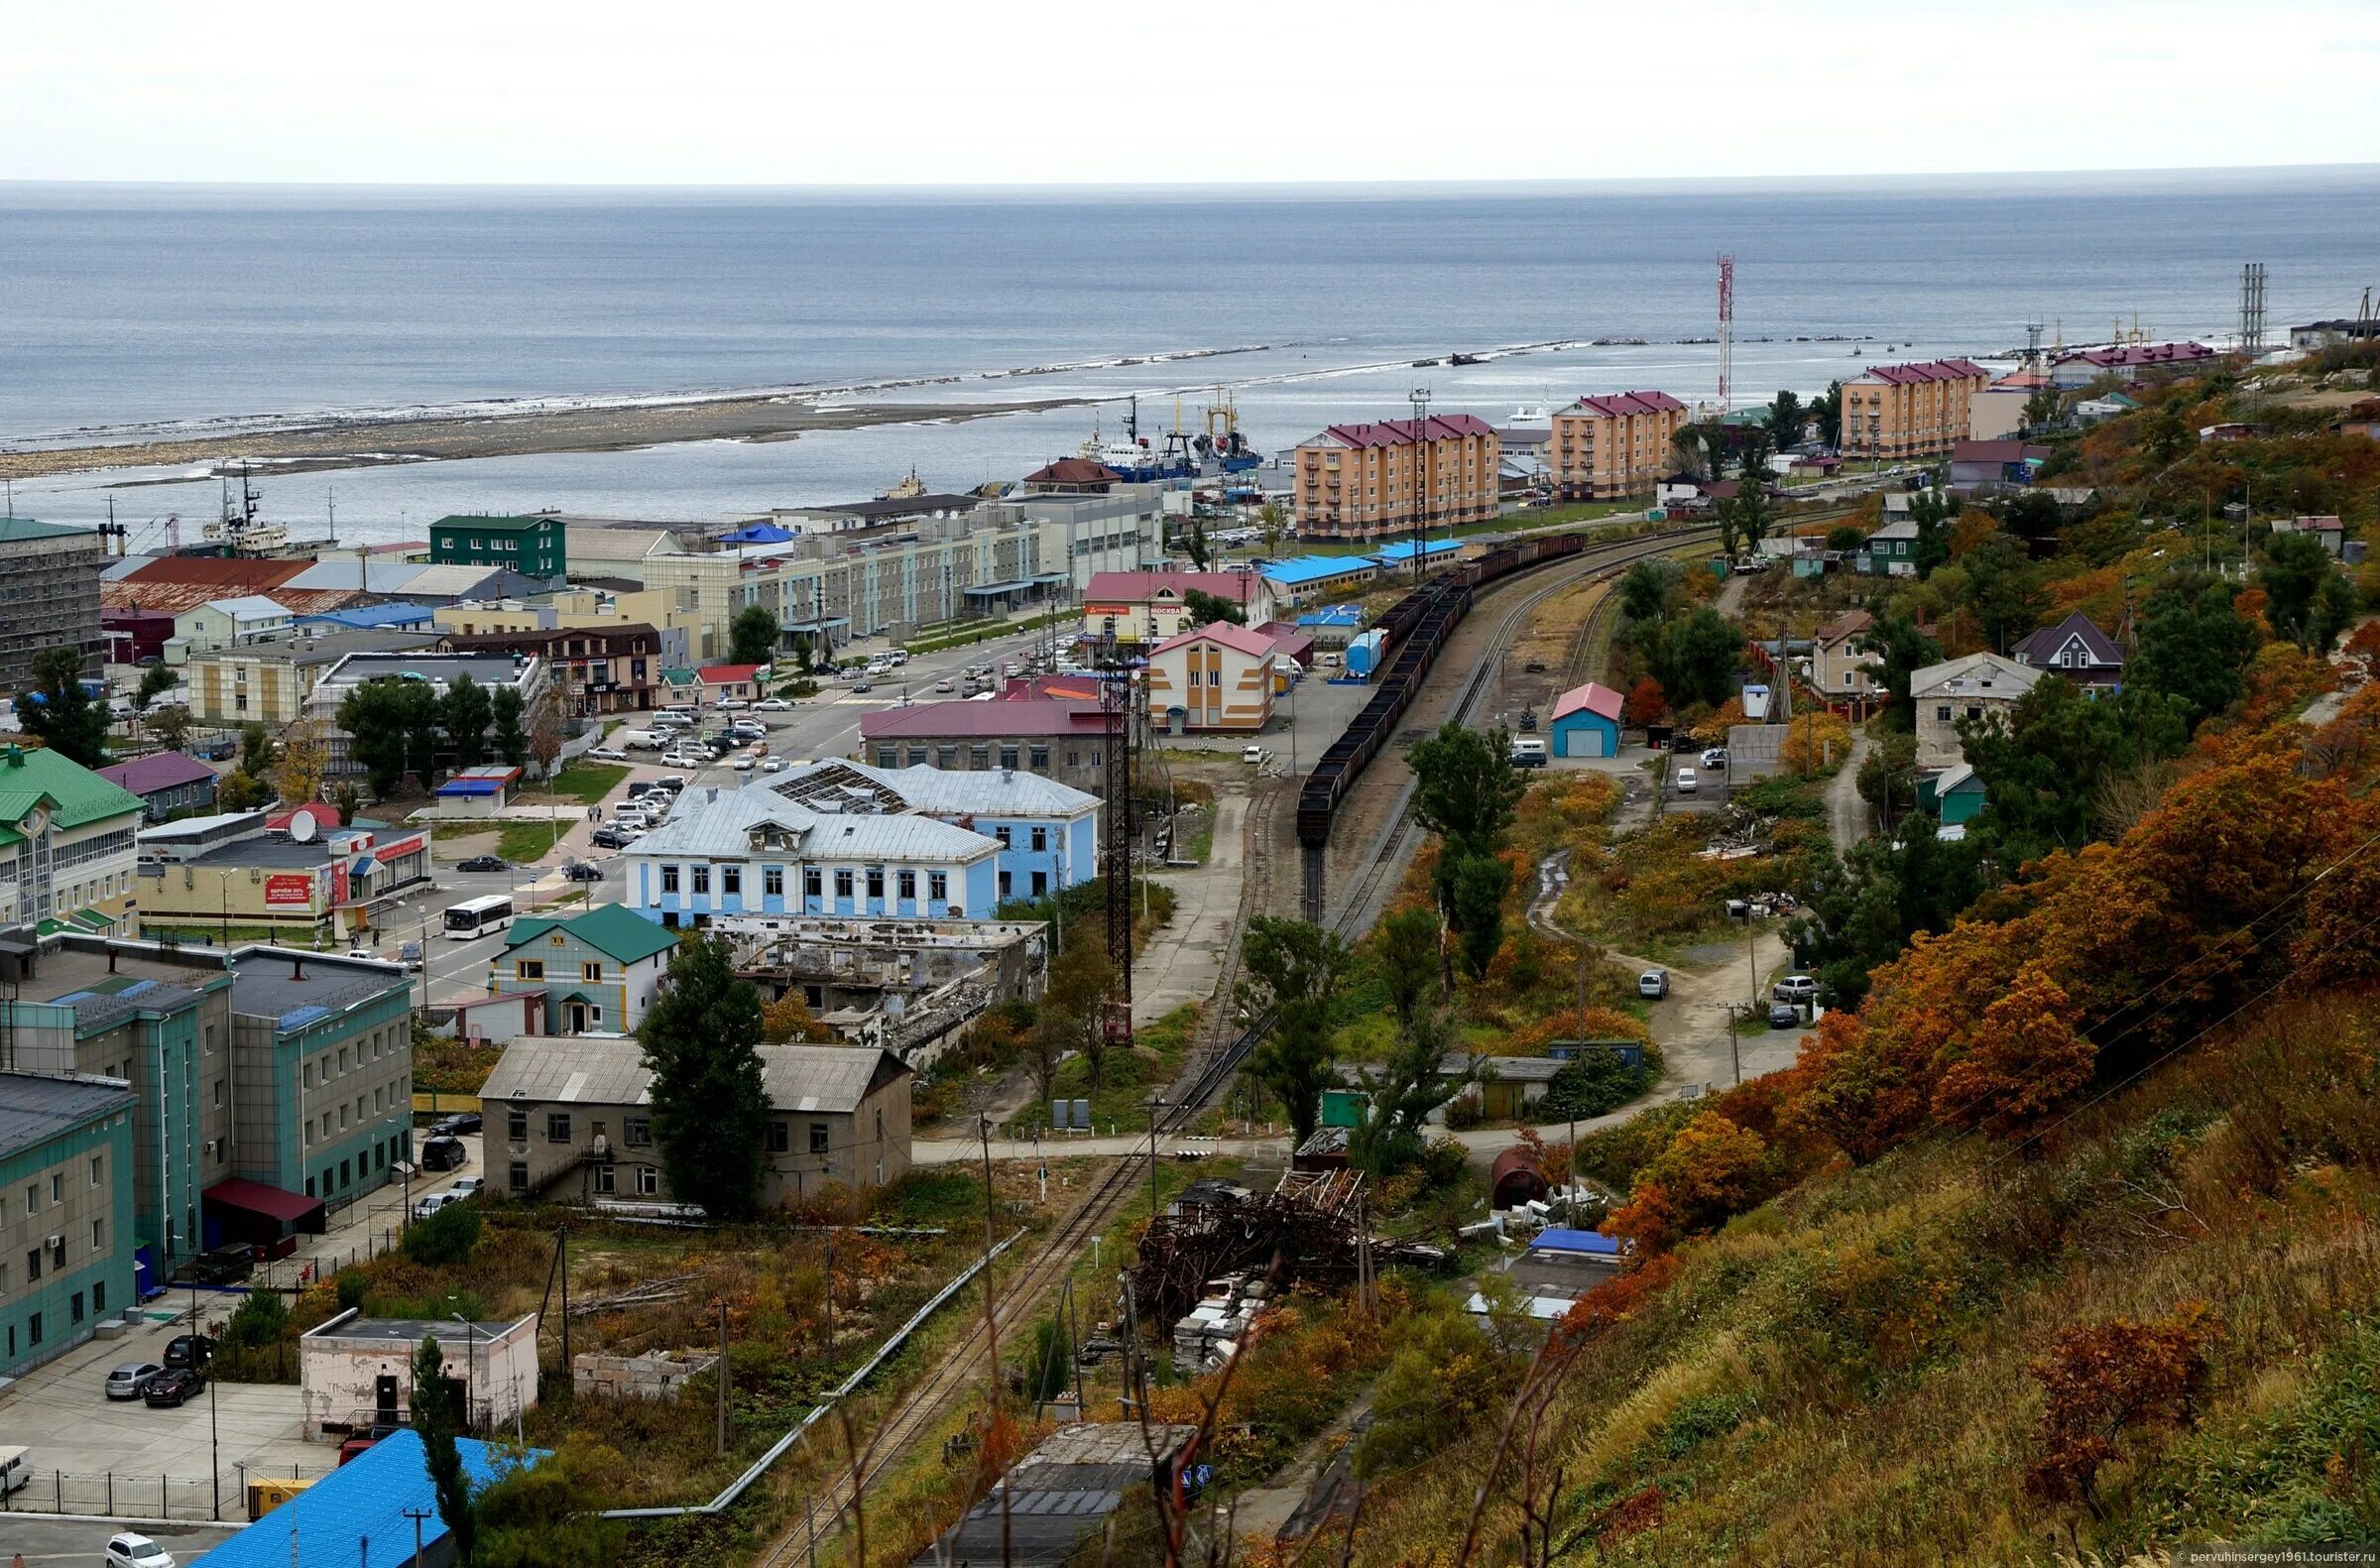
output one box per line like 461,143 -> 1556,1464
1549,680 -> 1624,758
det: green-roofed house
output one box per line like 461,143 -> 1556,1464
0,744 -> 146,932
495,904 -> 680,1036
429,513 -> 566,581
0,517 -> 106,687
658,667 -> 702,710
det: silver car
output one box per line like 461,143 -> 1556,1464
105,1362 -> 162,1400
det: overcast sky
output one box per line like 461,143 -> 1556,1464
6,1 -> 2375,186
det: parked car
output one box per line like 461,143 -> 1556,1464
1772,973 -> 1820,1005
1637,969 -> 1670,1001
1509,738 -> 1549,769
448,1176 -> 485,1198
755,697 -> 793,712
399,941 -> 424,972
1767,1001 -> 1804,1030
432,1112 -> 482,1137
590,826 -> 636,849
143,1368 -> 205,1408
419,1136 -> 468,1172
163,1333 -> 213,1370
1675,767 -> 1700,794
413,1192 -> 460,1221
1242,746 -> 1267,766
626,780 -> 658,798
716,697 -> 749,710
934,677 -> 955,692
342,947 -> 377,962
105,1362 -> 163,1400
1517,708 -> 1538,733
654,776 -> 687,791
104,1533 -> 177,1568
587,746 -> 629,763
457,855 -> 508,873
1701,747 -> 1729,771
560,862 -> 604,883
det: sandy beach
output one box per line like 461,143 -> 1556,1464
0,394 -> 1086,484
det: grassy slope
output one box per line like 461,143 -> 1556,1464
1349,990 -> 2380,1563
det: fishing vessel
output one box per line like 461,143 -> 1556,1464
200,464 -> 292,555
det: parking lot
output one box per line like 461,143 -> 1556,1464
1661,750 -> 1735,814
0,1516 -> 239,1564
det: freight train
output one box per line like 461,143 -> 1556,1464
1294,524 -> 1720,855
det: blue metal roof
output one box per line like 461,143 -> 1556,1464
192,1429 -> 540,1568
435,778 -> 508,796
1530,1227 -> 1621,1256
1261,555 -> 1377,586
1368,539 -> 1466,564
1296,605 -> 1365,627
294,603 -> 438,630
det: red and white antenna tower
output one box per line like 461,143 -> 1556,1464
1716,254 -> 1735,413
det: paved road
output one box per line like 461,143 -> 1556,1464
0,1517 -> 240,1564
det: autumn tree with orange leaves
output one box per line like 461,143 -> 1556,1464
1930,965 -> 2094,1142
1622,675 -> 1667,726
2026,1306 -> 2211,1516
1603,1112 -> 1766,1254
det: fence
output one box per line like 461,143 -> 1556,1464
0,1463 -> 328,1522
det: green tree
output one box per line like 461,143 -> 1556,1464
2143,404 -> 2193,464
1857,613 -> 1944,731
335,682 -> 417,797
403,1200 -> 482,1266
1180,588 -> 1247,628
2021,385 -> 2063,432
240,722 -> 276,778
14,646 -> 108,767
2258,530 -> 2335,651
1765,389 -> 1806,449
1348,1006 -> 1463,1177
400,680 -> 444,781
1909,488 -> 1955,580
474,1436 -> 628,1568
1714,481 -> 1772,563
215,770 -> 268,811
2313,569 -> 2358,656
729,605 -> 780,667
1617,558 -> 1675,623
637,933 -> 771,1220
1447,849 -> 1511,980
2132,572 -> 2261,725
440,673 -> 494,770
414,1334 -> 477,1565
1997,489 -> 2065,546
1182,520 -> 1212,571
1258,502 -> 1288,559
1240,916 -> 1351,1147
1036,923 -> 1115,1094
1373,905 -> 1441,1034
135,663 -> 178,709
1812,381 -> 1844,447
490,686 -> 529,769
1409,720 -> 1525,980
1670,421 -> 1725,482
223,1286 -> 290,1350
1826,524 -> 1866,555
1652,607 -> 1743,709
1786,815 -> 1983,1008
146,703 -> 193,753
1959,678 -> 2190,870
1958,534 -> 2049,654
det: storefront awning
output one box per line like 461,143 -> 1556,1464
963,580 -> 1032,596
204,1176 -> 325,1227
782,617 -> 853,633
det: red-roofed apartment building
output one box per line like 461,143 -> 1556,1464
1291,416 -> 1501,541
1549,391 -> 1689,500
2049,341 -> 2219,390
1144,622 -> 1277,734
1081,571 -> 1277,645
1841,359 -> 1991,461
860,693 -> 1115,794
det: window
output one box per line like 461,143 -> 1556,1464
547,1113 -> 573,1143
516,959 -> 546,982
897,870 -> 916,901
1066,751 -> 1079,768
594,1164 -> 616,1194
1031,871 -> 1048,896
999,870 -> 1012,898
340,1159 -> 351,1190
509,1161 -> 529,1193
768,1122 -> 789,1153
937,746 -> 958,769
835,869 -> 854,900
508,1109 -> 529,1142
637,1166 -> 659,1195
70,1290 -> 82,1326
692,866 -> 711,895
92,1280 -> 104,1314
804,868 -> 823,899
582,961 -> 603,982
213,1079 -> 224,1108
1030,827 -> 1047,853
625,1116 -> 651,1147
999,746 -> 1020,770
23,1184 -> 34,1215
88,1154 -> 101,1188
971,745 -> 991,769
661,865 -> 680,894
906,747 -> 928,767
1028,744 -> 1050,771
810,1123 -> 830,1153
929,871 -> 948,904
866,868 -> 885,901
765,866 -> 783,897
48,1237 -> 63,1269
49,1173 -> 60,1203
722,866 -> 741,897
90,1219 -> 102,1253
26,1248 -> 40,1282
306,1176 -> 315,1198
1934,705 -> 1952,722
875,747 -> 898,769
27,1312 -> 40,1347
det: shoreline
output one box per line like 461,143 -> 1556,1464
0,395 -> 1087,485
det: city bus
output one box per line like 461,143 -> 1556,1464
441,895 -> 516,940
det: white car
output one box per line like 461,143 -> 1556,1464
1676,767 -> 1700,794
754,697 -> 793,712
448,1176 -> 485,1198
105,1535 -> 176,1568
587,746 -> 629,762
732,755 -> 757,772
1242,746 -> 1267,766
762,757 -> 786,773
716,697 -> 750,711
414,1192 -> 460,1220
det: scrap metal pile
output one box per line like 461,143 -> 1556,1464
1129,1166 -> 1369,1327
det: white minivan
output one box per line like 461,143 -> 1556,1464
0,1444 -> 32,1495
1676,767 -> 1700,794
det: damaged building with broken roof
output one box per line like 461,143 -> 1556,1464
717,913 -> 1047,1066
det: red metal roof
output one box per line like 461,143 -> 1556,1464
1307,414 -> 1498,449
1151,622 -> 1278,659
699,663 -> 763,684
1022,457 -> 1124,486
203,1176 -> 323,1225
1857,358 -> 1991,385
1560,391 -> 1688,419
97,752 -> 217,796
1084,571 -> 1260,604
2059,341 -> 2216,369
860,697 -> 1109,740
1551,681 -> 1625,724
1951,440 -> 2051,464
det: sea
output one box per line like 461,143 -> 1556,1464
6,168 -> 2378,548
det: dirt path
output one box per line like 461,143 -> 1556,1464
1827,730 -> 1874,851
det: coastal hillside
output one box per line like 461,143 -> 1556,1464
1341,681 -> 2380,1563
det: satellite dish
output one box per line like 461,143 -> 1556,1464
289,812 -> 318,844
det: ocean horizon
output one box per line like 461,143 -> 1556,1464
9,166 -> 2378,544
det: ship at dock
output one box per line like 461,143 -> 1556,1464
1078,393 -> 1263,481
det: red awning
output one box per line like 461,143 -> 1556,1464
203,1177 -> 323,1225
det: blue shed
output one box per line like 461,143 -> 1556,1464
193,1429 -> 542,1568
1548,681 -> 1624,758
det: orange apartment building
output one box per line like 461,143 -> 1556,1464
1143,622 -> 1277,734
1291,415 -> 1501,542
1840,359 -> 1991,461
1549,390 -> 1690,500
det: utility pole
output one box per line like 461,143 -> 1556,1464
978,1114 -> 1012,1568
1145,1094 -> 1162,1218
1409,388 -> 1432,585
715,1295 -> 730,1456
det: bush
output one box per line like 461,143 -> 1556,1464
403,1201 -> 482,1267
224,1287 -> 291,1350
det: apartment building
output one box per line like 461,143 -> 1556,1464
0,518 -> 106,686
2048,341 -> 2219,390
179,629 -> 444,726
0,744 -> 145,931
784,759 -> 1100,904
440,623 -> 665,718
303,651 -> 551,777
1143,623 -> 1277,734
1549,392 -> 1690,500
1840,359 -> 1992,461
1081,571 -> 1277,646
1291,416 -> 1501,542
176,596 -> 296,653
0,1074 -> 137,1377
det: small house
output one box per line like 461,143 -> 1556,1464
1810,610 -> 1879,699
2011,612 -> 2124,689
1921,761 -> 1988,826
698,663 -> 766,704
432,764 -> 522,819
1912,652 -> 2042,769
298,1311 -> 539,1440
97,751 -> 219,823
1547,680 -> 1624,759
496,903 -> 679,1035
1856,518 -> 1922,576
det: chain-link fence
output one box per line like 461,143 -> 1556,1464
0,1464 -> 318,1522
